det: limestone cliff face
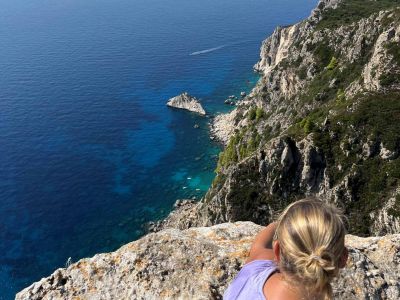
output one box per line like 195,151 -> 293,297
196,0 -> 400,236
17,222 -> 400,300
156,135 -> 338,230
214,7 -> 400,146
250,1 -> 400,132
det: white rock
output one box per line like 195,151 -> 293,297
166,92 -> 206,115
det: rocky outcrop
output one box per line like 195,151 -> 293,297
335,233 -> 400,299
370,192 -> 400,235
308,0 -> 343,23
254,23 -> 303,75
167,92 -> 206,115
148,199 -> 198,232
17,222 -> 400,300
16,222 -> 258,300
210,110 -> 241,145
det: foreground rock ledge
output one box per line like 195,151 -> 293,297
17,222 -> 400,300
166,92 -> 206,116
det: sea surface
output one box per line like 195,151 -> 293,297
0,0 -> 317,297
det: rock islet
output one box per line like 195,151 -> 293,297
166,92 -> 206,116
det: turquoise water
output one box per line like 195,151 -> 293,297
0,0 -> 317,297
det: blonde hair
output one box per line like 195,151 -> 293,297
274,198 -> 346,300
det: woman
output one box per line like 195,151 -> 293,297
224,198 -> 348,300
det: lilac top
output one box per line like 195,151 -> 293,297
223,260 -> 278,300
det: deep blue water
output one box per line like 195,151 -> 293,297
0,0 -> 317,298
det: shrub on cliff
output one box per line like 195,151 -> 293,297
326,56 -> 338,70
316,0 -> 400,29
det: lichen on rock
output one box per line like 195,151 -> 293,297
16,222 -> 400,300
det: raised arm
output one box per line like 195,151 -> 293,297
246,222 -> 277,263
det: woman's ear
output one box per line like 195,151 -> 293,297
273,240 -> 280,262
339,247 -> 348,268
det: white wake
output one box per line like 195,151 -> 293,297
189,45 -> 225,56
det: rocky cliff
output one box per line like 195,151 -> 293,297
16,222 -> 400,300
163,0 -> 400,236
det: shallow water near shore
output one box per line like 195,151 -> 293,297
0,0 -> 317,297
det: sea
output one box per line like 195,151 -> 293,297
0,0 -> 317,298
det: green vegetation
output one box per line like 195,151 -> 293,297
336,89 -> 346,103
248,107 -> 257,121
288,107 -> 327,139
216,134 -> 240,172
301,35 -> 376,105
347,158 -> 400,233
248,107 -> 266,122
300,43 -> 341,103
299,63 -> 360,105
215,126 -> 263,173
297,66 -> 308,80
388,194 -> 400,218
303,119 -> 315,134
308,91 -> 400,155
289,92 -> 400,234
293,56 -> 304,68
298,118 -> 316,134
255,107 -> 265,121
386,41 -> 400,65
226,165 -> 267,218
326,56 -> 338,71
313,42 -> 335,68
316,0 -> 400,30
380,73 -> 400,86
211,173 -> 226,189
381,7 -> 400,27
262,125 -> 274,141
380,41 -> 400,86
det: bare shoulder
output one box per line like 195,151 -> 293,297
263,273 -> 303,300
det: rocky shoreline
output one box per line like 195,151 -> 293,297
209,97 -> 255,145
209,111 -> 237,145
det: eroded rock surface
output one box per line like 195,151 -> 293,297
16,222 -> 400,300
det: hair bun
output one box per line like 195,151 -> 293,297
301,247 -> 337,285
308,248 -> 336,273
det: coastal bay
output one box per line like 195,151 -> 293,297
11,0 -> 400,298
0,0 -> 317,297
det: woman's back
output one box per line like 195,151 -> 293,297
223,260 -> 277,300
